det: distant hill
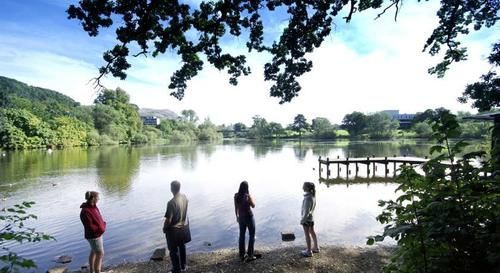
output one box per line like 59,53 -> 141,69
139,108 -> 179,120
0,76 -> 79,108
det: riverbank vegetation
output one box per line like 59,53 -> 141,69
0,76 -> 222,150
0,76 -> 490,150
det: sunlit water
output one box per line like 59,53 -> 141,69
0,140 -> 438,272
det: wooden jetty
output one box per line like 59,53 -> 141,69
318,155 -> 428,180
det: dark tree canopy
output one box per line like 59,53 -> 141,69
292,114 -> 309,131
458,42 -> 500,112
68,0 -> 499,103
341,111 -> 367,136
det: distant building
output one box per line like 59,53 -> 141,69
382,110 -> 416,129
142,116 -> 160,126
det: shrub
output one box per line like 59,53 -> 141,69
367,110 -> 499,273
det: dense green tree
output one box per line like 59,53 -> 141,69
455,112 -> 490,139
181,109 -> 199,123
341,111 -> 367,136
311,117 -> 335,138
94,88 -> 129,106
248,115 -> 270,139
412,121 -> 433,138
292,114 -> 309,138
365,112 -> 399,139
413,109 -> 437,124
73,105 -> 95,126
142,126 -> 163,142
268,122 -> 284,137
67,1 -> 498,103
198,118 -> 223,141
92,104 -> 121,134
93,88 -> 143,143
159,119 -> 177,136
51,116 -> 90,147
0,109 -> 53,149
233,122 -> 247,132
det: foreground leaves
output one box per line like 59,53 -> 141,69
367,109 -> 499,273
0,201 -> 55,273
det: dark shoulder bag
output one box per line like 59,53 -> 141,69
182,218 -> 191,244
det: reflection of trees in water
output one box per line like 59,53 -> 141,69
178,145 -> 198,170
310,140 -> 349,157
96,147 -> 140,194
161,144 -> 199,170
346,141 -> 431,158
292,143 -> 308,161
132,144 -> 204,170
222,139 -> 248,152
199,143 -> 216,158
250,140 -> 284,159
0,148 -> 95,192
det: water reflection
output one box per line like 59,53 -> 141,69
310,140 -> 349,157
0,148 -> 95,193
95,147 -> 140,194
250,141 -> 284,159
198,143 -> 217,158
0,140 -> 480,272
319,177 -> 395,186
292,142 -> 308,161
345,140 -> 431,158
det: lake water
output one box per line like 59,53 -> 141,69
0,140 -> 435,272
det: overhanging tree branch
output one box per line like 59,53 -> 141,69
67,0 -> 499,103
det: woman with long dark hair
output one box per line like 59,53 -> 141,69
80,191 -> 106,273
234,181 -> 256,262
301,182 -> 319,257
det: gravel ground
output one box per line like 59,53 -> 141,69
102,245 -> 392,273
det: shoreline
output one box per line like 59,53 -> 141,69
96,245 -> 392,273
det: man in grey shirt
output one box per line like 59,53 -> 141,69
163,180 -> 189,273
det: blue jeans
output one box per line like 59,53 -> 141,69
166,234 -> 186,273
238,215 -> 255,257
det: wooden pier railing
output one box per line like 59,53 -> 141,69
318,155 -> 428,180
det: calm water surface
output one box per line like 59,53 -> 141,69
0,140 -> 435,272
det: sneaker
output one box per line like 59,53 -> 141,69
245,255 -> 257,262
301,250 -> 313,257
239,254 -> 247,262
312,247 -> 320,253
181,265 -> 188,272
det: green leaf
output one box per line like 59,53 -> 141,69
430,145 -> 445,154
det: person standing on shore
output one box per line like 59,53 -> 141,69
163,180 -> 190,273
301,182 -> 320,257
80,191 -> 106,273
234,181 -> 256,262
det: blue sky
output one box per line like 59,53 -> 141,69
0,0 -> 498,125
